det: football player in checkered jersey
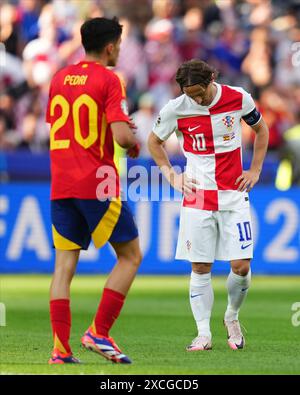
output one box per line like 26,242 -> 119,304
148,60 -> 269,351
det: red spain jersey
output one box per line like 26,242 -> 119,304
46,61 -> 129,200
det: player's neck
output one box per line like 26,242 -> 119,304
205,83 -> 218,106
84,54 -> 108,67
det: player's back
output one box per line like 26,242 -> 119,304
47,61 -> 128,200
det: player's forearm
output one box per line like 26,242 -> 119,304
148,132 -> 176,183
117,129 -> 137,149
111,121 -> 137,148
122,137 -> 138,149
250,119 -> 269,174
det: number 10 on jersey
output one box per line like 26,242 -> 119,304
190,133 -> 206,151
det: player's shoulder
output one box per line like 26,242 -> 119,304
223,84 -> 250,97
222,84 -> 257,116
171,94 -> 187,108
160,94 -> 186,114
96,67 -> 125,93
98,66 -> 121,82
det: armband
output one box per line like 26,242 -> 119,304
242,108 -> 262,126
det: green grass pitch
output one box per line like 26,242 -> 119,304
0,275 -> 300,375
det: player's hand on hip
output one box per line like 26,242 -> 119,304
183,174 -> 200,196
235,170 -> 260,192
171,172 -> 199,196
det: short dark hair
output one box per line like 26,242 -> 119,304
80,17 -> 122,54
175,60 -> 218,91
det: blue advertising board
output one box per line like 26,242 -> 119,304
0,183 -> 299,274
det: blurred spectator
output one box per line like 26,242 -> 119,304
143,0 -> 183,110
0,109 -> 18,150
18,110 -> 49,151
144,18 -> 182,110
149,0 -> 182,36
178,7 -> 206,60
241,27 -> 273,90
246,0 -> 273,27
276,111 -> 300,189
255,87 -> 294,151
217,0 -> 238,29
131,93 -> 157,157
52,0 -> 78,41
58,19 -> 85,66
117,17 -> 148,112
0,51 -> 25,93
0,3 -> 20,56
274,23 -> 300,89
17,0 -> 42,44
211,26 -> 249,85
291,85 -> 300,114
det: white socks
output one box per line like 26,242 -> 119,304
189,271 -> 214,338
190,269 -> 251,337
224,269 -> 251,322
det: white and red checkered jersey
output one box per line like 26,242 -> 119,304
152,83 -> 261,211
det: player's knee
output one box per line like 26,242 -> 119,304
54,264 -> 75,278
132,249 -> 143,268
231,260 -> 251,276
52,269 -> 74,288
120,249 -> 142,268
192,263 -> 212,274
54,258 -> 77,279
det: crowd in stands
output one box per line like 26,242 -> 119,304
0,0 -> 300,162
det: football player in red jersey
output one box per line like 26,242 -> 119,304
46,17 -> 142,364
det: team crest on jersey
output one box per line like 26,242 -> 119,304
121,99 -> 129,116
222,115 -> 235,131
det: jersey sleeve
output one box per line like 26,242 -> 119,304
152,103 -> 177,141
104,72 -> 130,124
241,89 -> 262,126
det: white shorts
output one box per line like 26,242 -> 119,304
175,206 -> 253,262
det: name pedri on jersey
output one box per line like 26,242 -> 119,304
153,83 -> 261,211
46,61 -> 129,200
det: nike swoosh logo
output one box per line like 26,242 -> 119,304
241,288 -> 248,292
190,293 -> 203,298
241,243 -> 252,250
188,125 -> 201,132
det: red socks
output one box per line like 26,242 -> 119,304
92,288 -> 125,337
49,289 -> 125,353
50,299 -> 71,354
